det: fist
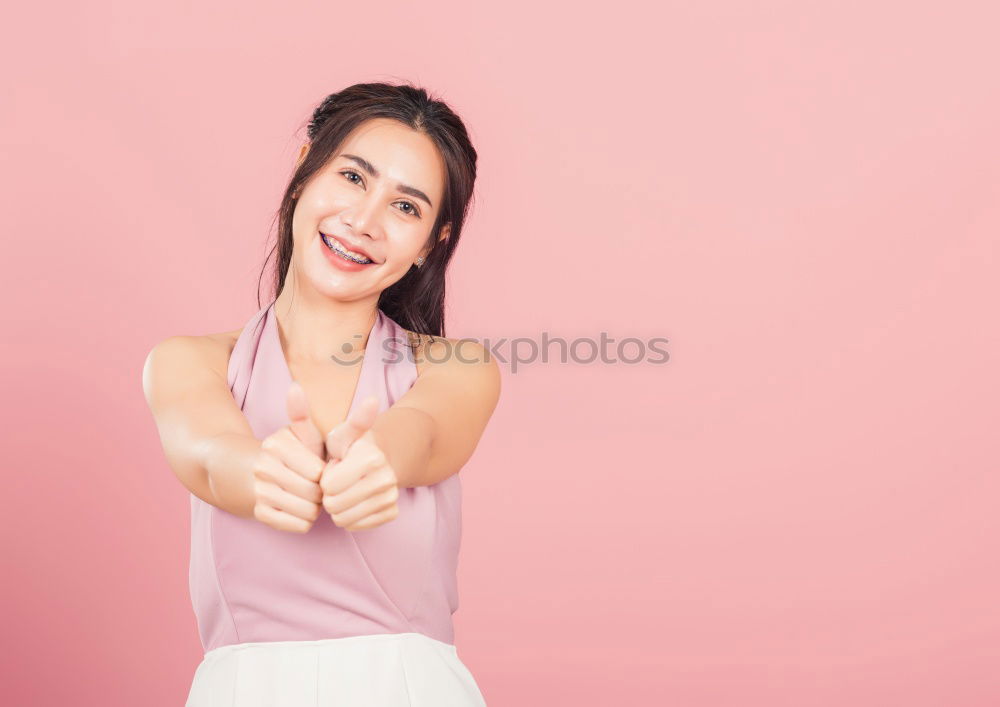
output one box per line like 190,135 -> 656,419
321,396 -> 401,532
251,381 -> 325,533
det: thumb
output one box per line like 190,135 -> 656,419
286,380 -> 325,459
325,394 -> 380,462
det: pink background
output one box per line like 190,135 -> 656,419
3,2 -> 999,705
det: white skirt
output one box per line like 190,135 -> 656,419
185,632 -> 487,706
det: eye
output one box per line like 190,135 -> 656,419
340,169 -> 421,218
340,169 -> 363,185
396,201 -> 420,218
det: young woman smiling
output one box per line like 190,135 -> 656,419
142,82 -> 499,705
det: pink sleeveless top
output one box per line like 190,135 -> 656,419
188,300 -> 464,654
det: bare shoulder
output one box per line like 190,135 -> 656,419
142,327 -> 242,399
204,327 -> 243,354
404,329 -> 500,382
393,328 -> 502,470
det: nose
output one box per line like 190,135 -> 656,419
340,191 -> 381,238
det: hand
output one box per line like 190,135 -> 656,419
321,395 -> 401,532
251,381 -> 325,533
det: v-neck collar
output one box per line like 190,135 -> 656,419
264,301 -> 384,422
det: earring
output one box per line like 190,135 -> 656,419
415,256 -> 425,267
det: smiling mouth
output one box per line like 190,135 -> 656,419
320,233 -> 375,264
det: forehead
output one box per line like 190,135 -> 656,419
335,118 -> 447,204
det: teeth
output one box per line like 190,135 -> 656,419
322,234 -> 372,263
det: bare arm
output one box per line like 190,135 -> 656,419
378,336 -> 501,488
141,335 -> 260,518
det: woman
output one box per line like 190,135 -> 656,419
142,82 -> 500,705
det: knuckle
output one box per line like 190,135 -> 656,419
251,451 -> 268,475
307,459 -> 324,481
379,469 -> 397,489
260,435 -> 279,454
369,470 -> 392,493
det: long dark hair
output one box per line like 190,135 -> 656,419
256,82 -> 479,339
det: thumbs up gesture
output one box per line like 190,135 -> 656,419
320,394 -> 401,532
250,381 -> 325,533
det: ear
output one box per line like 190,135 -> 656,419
296,143 -> 310,168
419,224 -> 451,260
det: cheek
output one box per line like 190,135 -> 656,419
290,199 -> 314,238
294,184 -> 349,221
384,228 -> 430,260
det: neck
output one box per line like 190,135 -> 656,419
272,276 -> 379,367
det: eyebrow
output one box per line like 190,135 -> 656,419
340,153 -> 434,209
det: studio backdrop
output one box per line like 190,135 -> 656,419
2,2 -> 998,705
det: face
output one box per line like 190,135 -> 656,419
288,118 -> 450,302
